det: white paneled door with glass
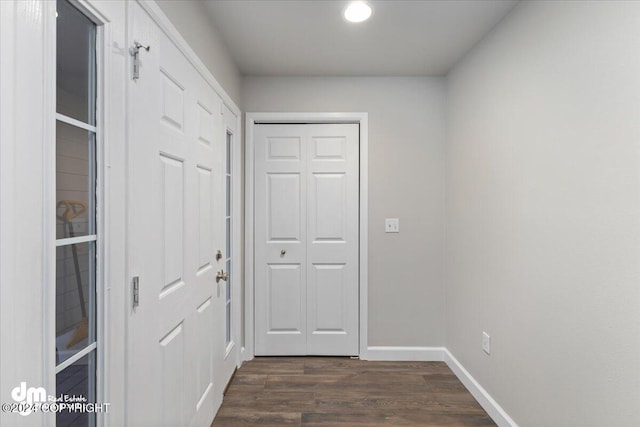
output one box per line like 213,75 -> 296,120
254,124 -> 360,356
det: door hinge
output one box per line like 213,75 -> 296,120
129,41 -> 151,81
132,276 -> 140,308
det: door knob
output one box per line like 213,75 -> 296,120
216,270 -> 228,283
280,249 -> 286,256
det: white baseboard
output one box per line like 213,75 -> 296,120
361,346 -> 517,427
240,346 -> 253,362
443,349 -> 519,427
363,346 -> 446,361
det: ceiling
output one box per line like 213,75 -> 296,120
203,0 -> 519,76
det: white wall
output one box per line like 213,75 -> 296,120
0,2 -> 54,426
446,1 -> 640,426
156,0 -> 242,107
243,77 -> 447,347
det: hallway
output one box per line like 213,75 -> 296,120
2,1 -> 639,426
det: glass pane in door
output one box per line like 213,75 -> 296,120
56,0 -> 96,124
55,242 -> 96,364
56,352 -> 96,426
225,132 -> 232,346
56,121 -> 96,239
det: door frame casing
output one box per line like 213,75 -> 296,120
244,112 -> 369,360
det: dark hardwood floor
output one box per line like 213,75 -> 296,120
211,357 -> 496,426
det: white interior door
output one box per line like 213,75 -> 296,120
127,4 -> 226,426
254,123 -> 359,356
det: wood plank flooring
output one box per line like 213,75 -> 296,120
211,357 -> 496,426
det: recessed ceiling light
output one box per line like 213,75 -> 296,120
344,1 -> 373,23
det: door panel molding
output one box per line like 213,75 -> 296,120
244,112 -> 369,360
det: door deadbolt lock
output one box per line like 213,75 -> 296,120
216,250 -> 223,261
216,270 -> 228,283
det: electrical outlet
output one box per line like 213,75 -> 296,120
482,331 -> 491,355
385,218 -> 399,233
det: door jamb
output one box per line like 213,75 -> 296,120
243,112 -> 369,360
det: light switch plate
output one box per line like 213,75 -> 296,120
385,218 -> 399,233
